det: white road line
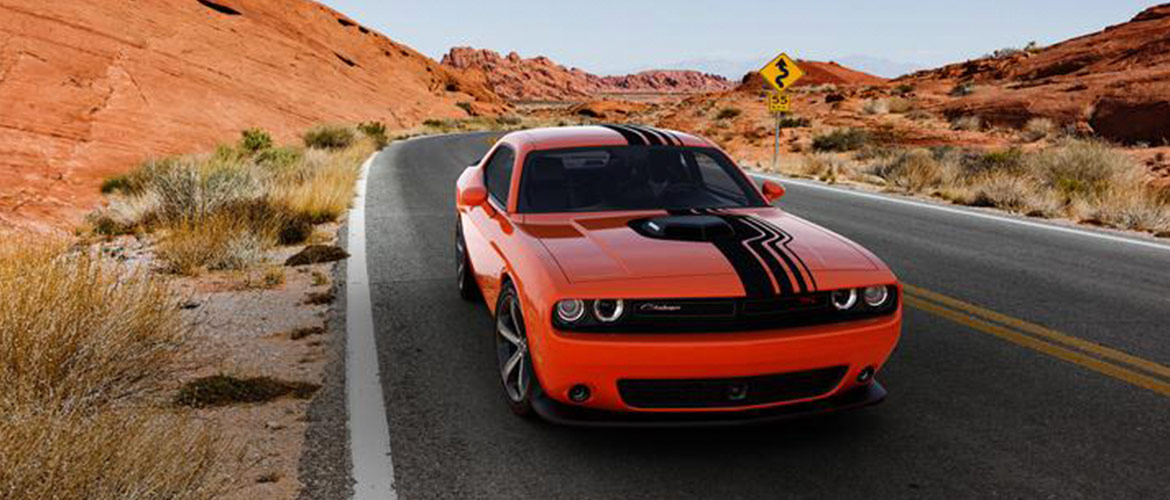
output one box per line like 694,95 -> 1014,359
754,173 -> 1170,253
347,152 -> 397,499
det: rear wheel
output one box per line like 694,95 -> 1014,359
495,282 -> 541,417
455,219 -> 480,301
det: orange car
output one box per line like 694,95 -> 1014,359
455,125 -> 901,426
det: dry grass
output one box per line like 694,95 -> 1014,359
0,408 -> 226,500
799,153 -> 852,183
0,239 -> 230,499
861,99 -> 890,115
93,127 -> 375,276
951,115 -> 983,131
0,240 -> 184,410
1021,117 -> 1056,143
872,149 -> 944,193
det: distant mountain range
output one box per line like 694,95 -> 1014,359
612,55 -> 923,80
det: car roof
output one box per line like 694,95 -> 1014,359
502,125 -> 713,151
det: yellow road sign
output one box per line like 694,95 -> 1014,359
759,52 -> 805,93
767,92 -> 791,114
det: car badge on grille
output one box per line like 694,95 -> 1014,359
638,303 -> 683,313
727,383 -> 749,401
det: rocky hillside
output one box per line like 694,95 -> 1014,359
0,0 -> 505,231
441,47 -> 734,101
901,3 -> 1170,144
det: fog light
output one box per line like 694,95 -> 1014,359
568,384 -> 591,403
857,366 -> 875,384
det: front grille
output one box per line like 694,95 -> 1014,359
561,292 -> 896,333
617,366 -> 849,409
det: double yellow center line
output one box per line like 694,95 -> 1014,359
903,284 -> 1170,398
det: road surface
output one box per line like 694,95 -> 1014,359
355,132 -> 1170,499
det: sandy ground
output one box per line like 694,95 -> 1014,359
96,225 -> 344,499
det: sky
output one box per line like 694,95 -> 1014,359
320,1 -> 1157,78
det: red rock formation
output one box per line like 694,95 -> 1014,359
440,47 -> 733,101
0,0 -> 505,231
737,60 -> 887,93
902,3 -> 1170,144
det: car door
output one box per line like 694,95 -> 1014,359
464,144 -> 516,307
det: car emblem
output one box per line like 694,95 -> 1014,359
727,383 -> 749,401
638,303 -> 682,313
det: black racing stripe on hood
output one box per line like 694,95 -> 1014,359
708,219 -> 776,298
722,216 -> 794,295
740,217 -> 809,294
601,124 -> 646,145
750,216 -> 819,292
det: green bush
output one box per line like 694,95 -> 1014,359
357,121 -> 389,148
812,128 -> 871,152
303,125 -> 356,150
950,81 -> 976,97
238,128 -> 273,154
716,107 -> 742,120
778,115 -> 811,128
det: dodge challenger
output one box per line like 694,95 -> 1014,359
454,125 -> 902,425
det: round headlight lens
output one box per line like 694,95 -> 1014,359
863,286 -> 891,308
592,299 -> 625,323
831,289 -> 858,311
555,299 -> 586,323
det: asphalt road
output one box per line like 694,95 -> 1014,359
361,132 -> 1170,499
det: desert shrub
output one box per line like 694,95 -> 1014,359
1020,117 -> 1056,142
872,149 -> 943,192
272,147 -> 364,223
906,109 -> 933,121
0,408 -> 225,500
778,115 -> 811,128
966,172 -> 1055,215
813,128 -> 871,152
255,146 -> 303,171
1027,138 -> 1143,202
800,153 -> 850,182
893,83 -> 915,95
0,240 -> 185,410
497,115 -> 523,126
950,81 -> 976,97
147,156 -> 267,224
156,212 -> 272,275
357,121 -> 389,148
99,175 -> 134,195
238,128 -> 273,154
862,99 -> 890,115
962,148 -> 1027,177
1089,190 -> 1170,232
716,107 -> 742,120
303,125 -> 356,150
886,97 -> 914,114
951,115 -> 983,131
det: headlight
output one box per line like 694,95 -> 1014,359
592,299 -> 625,323
863,286 -> 891,308
831,289 -> 857,311
555,299 -> 586,323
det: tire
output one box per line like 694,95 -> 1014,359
494,282 -> 542,417
455,219 -> 480,302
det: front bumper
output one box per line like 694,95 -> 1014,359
532,381 -> 887,428
528,308 -> 901,414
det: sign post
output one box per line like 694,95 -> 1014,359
759,53 -> 803,171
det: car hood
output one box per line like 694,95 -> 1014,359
520,208 -> 881,292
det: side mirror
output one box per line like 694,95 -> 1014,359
761,180 -> 786,203
459,186 -> 488,207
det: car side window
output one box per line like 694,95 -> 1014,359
483,146 -> 515,208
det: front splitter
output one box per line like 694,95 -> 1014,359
531,382 -> 887,428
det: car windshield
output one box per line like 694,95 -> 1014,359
517,146 -> 766,213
